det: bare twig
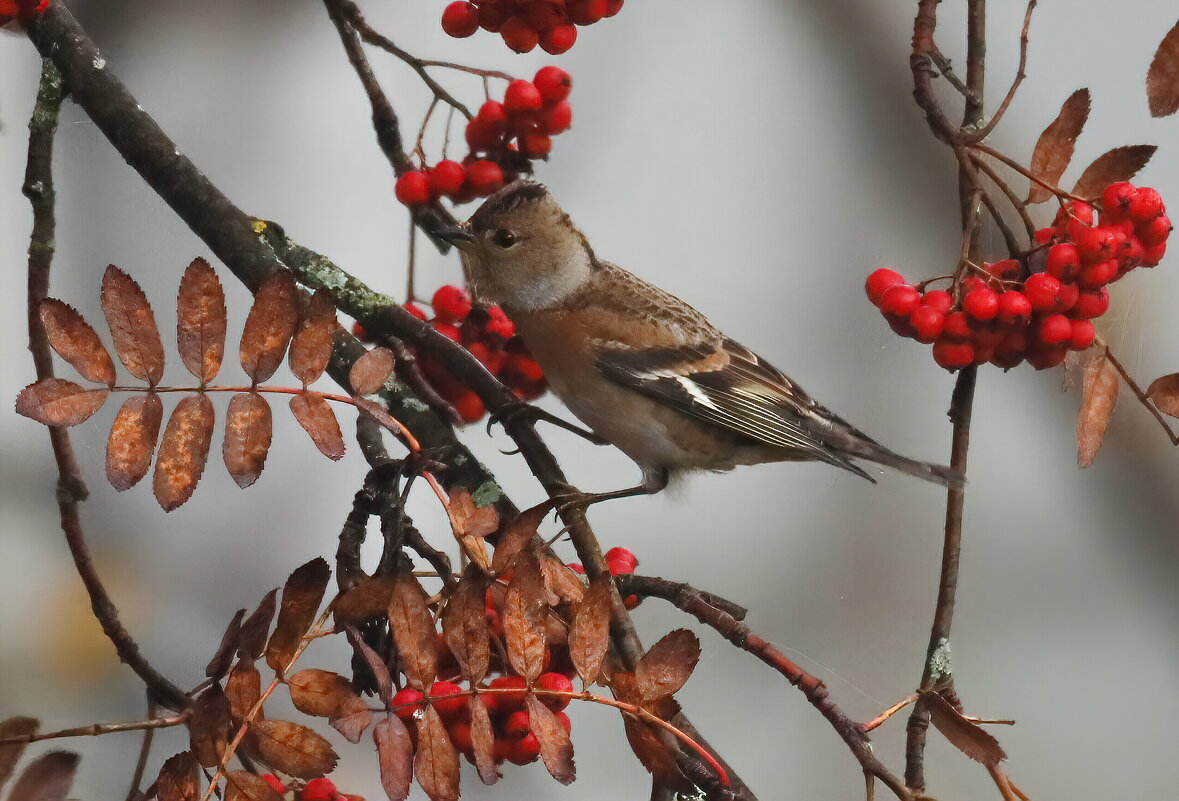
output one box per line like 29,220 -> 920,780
124,696 -> 158,801
967,0 -> 1038,142
969,153 -> 1037,241
0,714 -> 184,746
1095,338 -> 1179,445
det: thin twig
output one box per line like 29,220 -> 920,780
970,142 -> 1090,204
0,715 -> 184,746
969,153 -> 1036,241
967,0 -> 1037,142
929,45 -> 980,105
1095,338 -> 1179,445
124,696 -> 158,801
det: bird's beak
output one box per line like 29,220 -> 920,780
436,224 -> 476,250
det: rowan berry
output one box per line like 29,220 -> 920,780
1023,273 -> 1061,311
522,133 -> 552,157
403,301 -> 427,321
500,15 -> 539,52
504,80 -> 544,112
509,733 -> 542,765
1074,226 -> 1119,264
477,100 -> 507,127
441,1 -> 480,37
604,547 -> 638,570
477,2 -> 510,32
262,774 -> 286,794
430,680 -> 466,717
996,291 -> 1031,324
1037,314 -> 1071,345
489,675 -> 528,711
1045,243 -> 1080,282
1055,281 -> 1079,313
878,284 -> 920,317
301,778 -> 338,801
392,688 -> 425,720
465,117 -> 501,152
1026,345 -> 1067,370
865,269 -> 905,306
504,709 -> 531,738
429,160 -> 466,199
539,101 -> 573,135
1139,214 -> 1172,247
1077,260 -> 1117,290
1128,187 -> 1164,222
454,391 -> 486,423
394,171 -> 430,206
449,721 -> 474,754
567,0 -> 608,25
932,339 -> 974,370
942,311 -> 972,341
910,306 -> 944,343
1070,319 -> 1096,350
1101,181 -> 1136,217
465,160 -> 505,194
963,288 -> 999,322
534,66 -> 573,102
1144,242 -> 1167,265
432,285 -> 472,324
921,289 -> 953,314
540,24 -> 578,54
536,672 -> 574,710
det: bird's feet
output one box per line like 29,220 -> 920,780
549,476 -> 666,517
486,400 -> 607,445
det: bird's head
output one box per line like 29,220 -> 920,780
437,181 -> 596,313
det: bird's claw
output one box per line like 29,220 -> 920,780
486,400 -> 607,445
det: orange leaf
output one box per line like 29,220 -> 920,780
250,720 -> 339,779
153,751 -> 199,801
222,392 -> 273,488
1146,372 -> 1179,418
287,669 -> 355,717
153,393 -> 215,511
1072,145 -> 1156,200
205,609 -> 245,680
503,550 -> 547,683
106,392 -> 163,491
1026,88 -> 1090,203
568,576 -> 612,687
1077,350 -> 1119,467
226,662 -> 262,723
240,270 -> 298,384
388,574 -> 437,690
441,567 -> 490,684
16,378 -> 108,427
540,554 -> 585,605
0,716 -> 39,790
238,588 -> 279,662
526,695 -> 575,784
289,289 -> 337,386
330,690 -> 374,745
224,769 -> 284,801
266,558 -> 331,674
414,706 -> 460,801
467,695 -> 498,786
101,265 -> 165,386
176,257 -> 227,384
188,685 -> 230,768
1147,20 -> 1179,117
635,629 -> 700,701
38,298 -> 116,385
923,691 -> 1007,767
373,714 -> 414,801
289,392 -> 345,460
349,346 -> 396,395
489,502 -> 547,575
353,396 -> 406,438
333,575 -> 396,629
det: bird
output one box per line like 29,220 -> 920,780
436,181 -> 962,504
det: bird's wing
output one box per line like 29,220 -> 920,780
592,336 -> 874,478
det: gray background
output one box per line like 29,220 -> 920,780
2,1 -> 1177,798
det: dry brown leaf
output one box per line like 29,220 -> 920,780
441,567 -> 490,684
330,691 -> 374,745
188,685 -> 230,768
1146,373 -> 1179,418
0,716 -> 38,791
1072,145 -> 1157,200
224,769 -> 284,801
240,270 -> 299,384
346,628 -> 394,706
568,577 -> 612,687
106,393 -> 163,491
101,265 -> 165,386
525,695 -> 575,784
1026,88 -> 1090,203
289,392 -> 346,460
540,554 -> 586,605
153,393 -> 214,511
1077,350 -> 1119,467
238,588 -> 279,662
352,396 -> 406,438
153,751 -> 199,801
333,575 -> 396,629
923,691 -> 1007,767
373,714 -> 414,801
266,557 -> 331,674
635,629 -> 701,701
467,695 -> 498,785
350,347 -> 396,396
489,502 -> 548,575
251,720 -> 339,779
205,609 -> 245,680
38,299 -> 116,385
176,257 -> 227,384
414,705 -> 460,801
226,662 -> 262,722
289,288 -> 337,386
15,378 -> 108,427
388,574 -> 438,690
223,392 -> 273,489
7,750 -> 79,801
1147,20 -> 1179,117
503,550 -> 547,682
622,717 -> 693,795
287,669 -> 355,717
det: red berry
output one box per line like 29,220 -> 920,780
477,100 -> 507,127
441,1 -> 480,37
540,23 -> 578,54
921,289 -> 953,314
539,101 -> 573,135
351,321 -> 370,342
393,688 -> 425,720
996,291 -> 1031,324
522,133 -> 552,157
910,306 -> 944,343
1037,314 -> 1071,345
607,557 -> 634,576
878,284 -> 919,317
1101,181 -> 1136,217
932,339 -> 974,370
1077,260 -> 1117,290
1074,226 -> 1118,264
1139,214 -> 1172,247
433,323 -> 461,343
449,721 -> 474,754
429,160 -> 466,199
534,66 -> 573,102
1023,273 -> 1062,311
1045,243 -> 1080,282
465,117 -> 502,152
504,709 -> 531,738
1055,200 -> 1094,232
604,547 -> 638,569
509,733 -> 542,765
865,269 -> 905,306
1055,281 -> 1079,313
604,0 -> 624,15
961,276 -> 989,294
527,2 -> 563,30
1143,241 -> 1167,265
1069,319 -> 1096,350
430,680 -> 466,718
624,594 -> 640,610
985,259 -> 1020,280
500,15 -> 539,52
262,774 -> 286,794
403,301 -> 427,321
1027,345 -> 1067,370
477,1 -> 510,31
395,171 -> 430,206
1071,288 -> 1109,319
1128,187 -> 1163,222
484,305 -> 516,339
536,672 -> 574,710
465,160 -> 504,195
504,80 -> 544,112
454,390 -> 486,424
489,675 -> 528,711
962,288 -> 999,322
567,0 -> 608,25
1034,226 -> 1058,244
432,285 -> 472,324
301,778 -> 337,801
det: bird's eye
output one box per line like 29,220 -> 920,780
492,229 -> 518,248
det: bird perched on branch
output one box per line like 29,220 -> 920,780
438,181 -> 961,504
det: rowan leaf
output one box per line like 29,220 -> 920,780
1072,145 -> 1156,200
346,628 -> 394,706
16,378 -> 108,427
226,661 -> 263,722
568,576 -> 613,687
154,751 -> 200,801
622,716 -> 693,794
205,608 -> 245,680
188,685 -> 230,768
333,575 -> 396,629
238,588 -> 279,662
1146,373 -> 1179,418
442,567 -> 490,684
289,392 -> 345,460
526,695 -> 575,784
330,690 -> 374,744
414,706 -> 460,801
349,347 -> 396,396
105,393 -> 163,491
240,270 -> 298,383
101,265 -> 165,386
176,257 -> 227,383
635,629 -> 700,701
540,554 -> 586,605
290,289 -> 337,386
373,714 -> 414,801
388,574 -> 437,690
924,691 -> 1007,767
1147,20 -> 1179,117
224,770 -> 284,801
1026,88 -> 1090,203
467,695 -> 498,785
223,392 -> 273,488
489,501 -> 548,575
267,557 -> 331,674
251,720 -> 338,779
7,749 -> 79,801
153,393 -> 214,511
287,669 -> 355,717
503,549 -> 547,683
38,298 -> 116,385
0,716 -> 38,791
353,396 -> 406,438
1077,350 -> 1119,467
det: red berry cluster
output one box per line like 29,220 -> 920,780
568,546 -> 640,609
352,285 -> 545,422
0,0 -> 46,22
261,774 -> 361,801
866,182 -> 1171,371
395,67 -> 573,208
441,0 -> 623,54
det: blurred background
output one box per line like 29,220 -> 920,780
2,1 -> 1177,798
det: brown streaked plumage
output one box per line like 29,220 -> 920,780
439,181 -> 962,501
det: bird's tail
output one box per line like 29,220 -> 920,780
841,438 -> 964,489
